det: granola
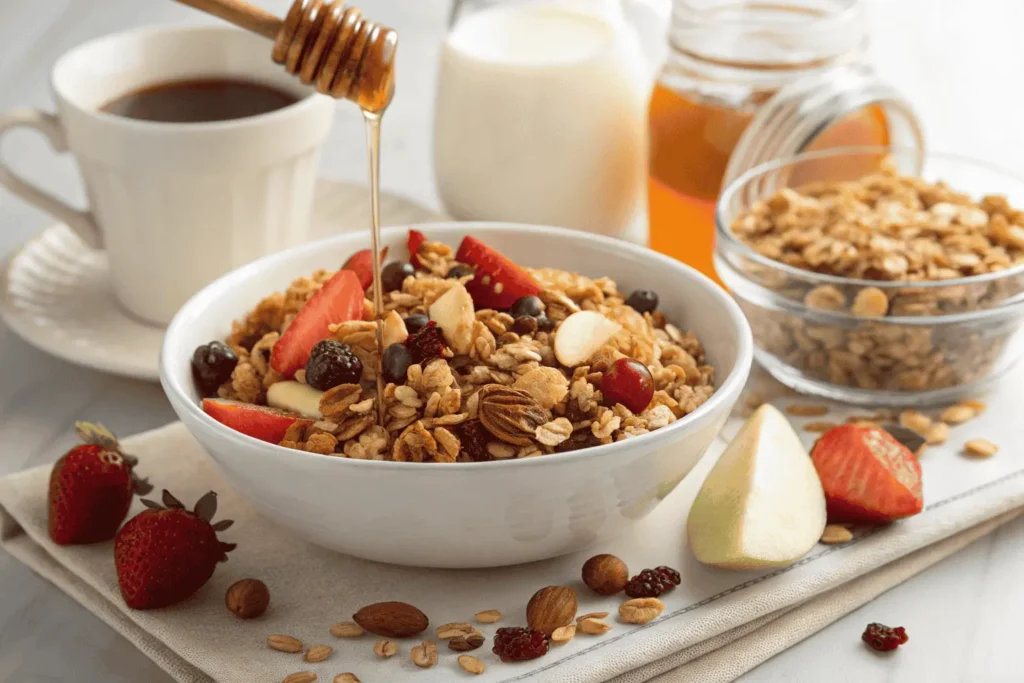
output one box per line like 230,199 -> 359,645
198,233 -> 715,461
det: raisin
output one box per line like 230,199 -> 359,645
457,419 -> 492,462
653,566 -> 681,586
191,341 -> 238,397
625,289 -> 659,314
404,320 -> 449,364
513,315 -> 538,335
624,568 -> 674,598
862,623 -> 908,652
492,627 -> 549,662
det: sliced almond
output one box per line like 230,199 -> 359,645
267,381 -> 324,419
618,598 -> 664,625
267,634 -> 304,653
428,282 -> 474,354
576,612 -> 609,623
329,622 -> 364,638
577,618 -> 612,635
553,311 -> 622,367
820,524 -> 854,544
474,609 -> 502,624
381,310 -> 409,348
303,645 -> 332,663
898,410 -> 931,434
926,422 -> 950,445
551,624 -> 576,644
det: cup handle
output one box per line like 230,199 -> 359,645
0,108 -> 102,248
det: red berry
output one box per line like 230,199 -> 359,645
456,236 -> 541,310
407,229 -> 428,269
492,627 -> 550,662
457,419 -> 492,462
653,565 -> 681,586
404,320 -> 449,364
341,246 -> 388,290
862,623 -> 909,652
601,358 -> 654,413
624,568 -> 676,598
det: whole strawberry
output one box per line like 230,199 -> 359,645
115,489 -> 236,610
48,422 -> 151,545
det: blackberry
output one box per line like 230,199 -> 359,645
492,627 -> 549,662
404,320 -> 449,364
191,341 -> 238,397
862,623 -> 908,652
624,568 -> 674,598
509,295 -> 543,319
381,261 -> 415,292
382,343 -> 413,385
305,340 -> 362,390
625,289 -> 659,315
403,313 -> 430,335
653,565 -> 681,586
446,263 -> 475,279
457,419 -> 492,462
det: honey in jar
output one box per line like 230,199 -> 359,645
647,0 -> 920,283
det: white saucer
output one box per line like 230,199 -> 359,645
1,179 -> 444,381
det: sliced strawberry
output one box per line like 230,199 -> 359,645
810,425 -> 923,524
269,269 -> 363,376
456,236 -> 541,310
202,398 -> 311,443
341,246 -> 388,290
408,229 -> 427,268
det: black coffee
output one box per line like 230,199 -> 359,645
100,78 -> 299,123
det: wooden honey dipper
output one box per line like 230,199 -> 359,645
174,0 -> 397,112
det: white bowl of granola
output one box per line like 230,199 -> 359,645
161,223 -> 752,567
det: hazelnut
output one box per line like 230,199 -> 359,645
225,578 -> 270,619
526,586 -> 577,635
581,554 -> 628,595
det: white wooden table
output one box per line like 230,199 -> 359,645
1,1 -> 1023,681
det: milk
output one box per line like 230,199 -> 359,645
433,4 -> 649,237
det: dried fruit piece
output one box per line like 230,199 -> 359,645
436,622 -> 474,639
448,633 -> 485,652
404,320 -> 449,364
372,640 -> 397,658
458,655 -> 486,675
553,311 -> 623,367
577,618 -> 612,635
330,622 -> 364,638
624,569 -> 673,598
862,622 -> 908,652
352,601 -> 429,638
550,624 -> 576,644
410,640 -> 438,668
304,645 -> 332,663
477,384 -> 552,446
820,524 -> 854,544
492,627 -> 550,662
653,565 -> 681,586
407,229 -> 428,268
474,609 -> 502,624
582,554 -> 629,595
964,439 -> 998,457
225,578 -> 270,619
268,634 -> 304,653
282,673 -> 316,683
526,586 -> 578,635
811,424 -> 923,524
618,598 -> 665,624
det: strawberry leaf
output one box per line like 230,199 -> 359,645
133,476 -> 154,496
122,453 -> 139,467
211,519 -> 234,532
75,421 -> 119,450
193,491 -> 218,522
162,490 -> 185,509
140,498 -> 163,510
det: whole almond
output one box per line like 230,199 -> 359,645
474,609 -> 502,624
436,622 -> 474,639
526,586 -> 578,635
353,601 -> 429,638
268,634 -> 303,653
303,645 -> 332,663
226,578 -> 270,619
411,640 -> 438,668
334,675 -> 360,683
581,554 -> 629,595
618,598 -> 664,625
329,622 -> 364,638
282,673 -> 316,683
373,640 -> 398,658
458,655 -> 486,675
448,633 -> 485,652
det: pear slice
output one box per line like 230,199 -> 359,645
266,381 -> 324,419
553,311 -> 622,367
428,282 -> 475,355
687,404 -> 826,570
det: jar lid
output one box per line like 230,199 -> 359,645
722,64 -> 925,186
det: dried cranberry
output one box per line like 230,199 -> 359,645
457,419 -> 492,462
404,320 -> 449,364
602,358 -> 654,413
653,565 -> 681,586
862,623 -> 908,652
624,568 -> 675,598
492,627 -> 550,662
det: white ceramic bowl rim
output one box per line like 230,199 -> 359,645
161,222 -> 753,472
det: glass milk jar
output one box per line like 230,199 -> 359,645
434,0 -> 651,238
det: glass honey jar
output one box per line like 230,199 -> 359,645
647,0 -> 924,283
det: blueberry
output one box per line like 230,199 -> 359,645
191,341 -> 238,397
382,343 -> 413,384
625,289 -> 659,315
381,261 -> 415,292
509,295 -> 543,319
305,340 -> 362,390
403,313 -> 430,335
446,263 -> 475,279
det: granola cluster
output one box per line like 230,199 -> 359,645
216,238 -> 715,461
728,164 -> 1024,393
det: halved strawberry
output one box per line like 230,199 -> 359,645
408,229 -> 427,268
810,425 -> 924,524
202,398 -> 311,443
269,269 -> 363,376
341,246 -> 388,290
456,236 -> 541,310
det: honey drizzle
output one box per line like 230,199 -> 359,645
364,111 -> 387,426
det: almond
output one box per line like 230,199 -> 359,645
329,622 -> 364,638
372,639 -> 397,658
267,381 -> 324,418
436,622 -> 474,639
267,634 -> 303,653
303,645 -> 332,663
618,598 -> 664,625
282,673 -> 316,683
429,282 -> 475,354
578,618 -> 612,634
334,675 -> 360,683
458,655 -> 486,675
353,601 -> 429,638
551,624 -> 576,644
381,310 -> 409,348
553,311 -> 622,367
526,586 -> 577,635
474,609 -> 502,624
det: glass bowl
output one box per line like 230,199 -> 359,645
715,147 -> 1024,406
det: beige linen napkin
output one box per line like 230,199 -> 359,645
2,412 -> 1024,683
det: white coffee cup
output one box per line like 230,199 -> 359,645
0,25 -> 335,325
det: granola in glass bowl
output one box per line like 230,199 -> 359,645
193,230 -> 716,462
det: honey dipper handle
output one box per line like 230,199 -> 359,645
172,0 -> 282,41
